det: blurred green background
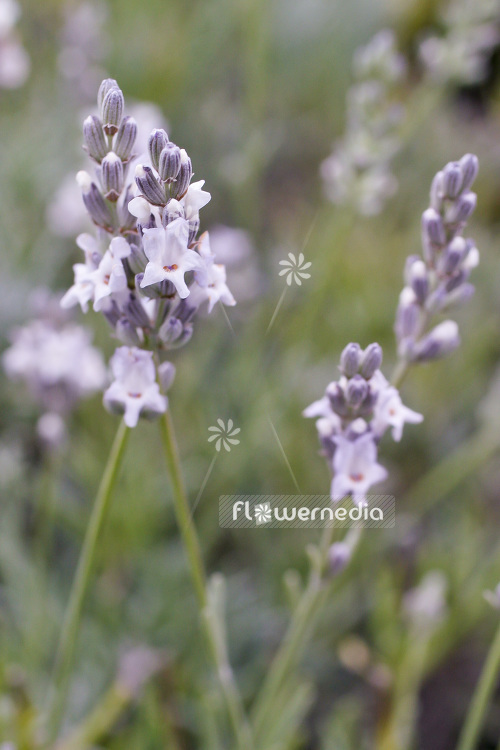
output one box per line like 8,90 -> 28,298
2,0 -> 500,747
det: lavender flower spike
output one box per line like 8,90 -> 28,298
321,30 -> 406,216
395,154 -> 479,366
304,343 -> 422,505
61,78 -> 237,427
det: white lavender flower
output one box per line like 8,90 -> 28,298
321,30 -> 406,216
3,303 -> 106,414
304,343 -> 422,505
395,154 -> 479,364
331,433 -> 388,506
140,219 -> 202,298
420,0 -> 500,85
103,347 -> 167,428
192,232 -> 236,312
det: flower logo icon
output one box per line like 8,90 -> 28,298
254,502 -> 272,524
208,418 -> 241,452
278,252 -> 312,286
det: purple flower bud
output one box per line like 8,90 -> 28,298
138,276 -> 176,299
177,323 -> 194,347
83,115 -> 107,162
430,171 -> 444,211
422,208 -> 446,247
135,165 -> 167,206
326,382 -> 348,416
158,361 -> 176,391
101,152 -> 124,201
170,150 -> 192,199
442,161 -> 463,198
116,318 -> 140,346
158,143 -> 182,182
408,259 -> 429,304
103,302 -> 121,328
443,282 -> 475,309
425,285 -> 448,314
159,316 -> 184,343
114,116 -> 137,161
98,78 -> 119,110
340,343 -> 362,378
445,269 -> 468,295
78,172 -> 113,228
459,153 -> 479,193
346,374 -> 368,407
117,185 -> 138,231
101,87 -> 124,135
328,542 -> 351,575
357,388 -> 378,418
148,129 -> 169,171
171,298 -> 197,324
360,343 -> 382,379
124,243 -> 147,276
395,288 -> 420,341
412,321 -> 460,361
446,192 -> 477,224
404,255 -> 421,285
124,295 -> 151,329
441,236 -> 467,274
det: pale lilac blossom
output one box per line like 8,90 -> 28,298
3,305 -> 106,415
140,219 -> 202,298
331,433 -> 388,506
103,347 -> 167,428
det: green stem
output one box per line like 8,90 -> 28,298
457,620 -> 500,750
390,358 -> 411,389
159,409 -> 207,607
46,419 -> 130,743
251,525 -> 335,743
159,410 -> 254,750
27,450 -> 62,668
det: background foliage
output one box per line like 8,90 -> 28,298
1,0 -> 500,747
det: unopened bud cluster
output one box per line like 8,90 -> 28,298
395,154 -> 479,363
304,342 -> 422,505
420,0 -> 500,85
62,79 -> 236,427
321,30 -> 406,216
